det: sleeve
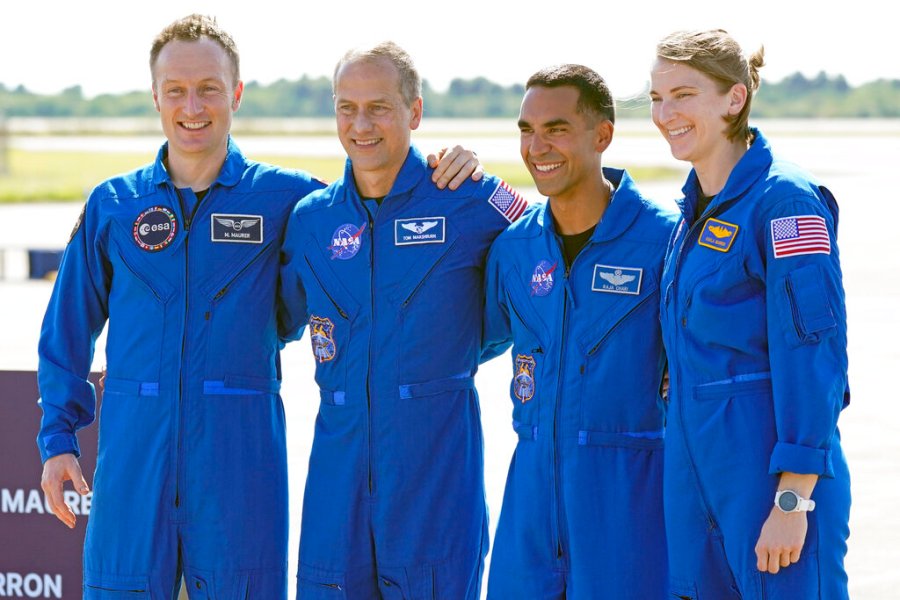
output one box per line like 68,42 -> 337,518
763,186 -> 848,478
277,206 -> 310,344
36,196 -> 111,463
480,238 -> 513,363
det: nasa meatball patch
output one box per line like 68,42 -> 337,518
211,213 -> 264,243
133,206 -> 177,251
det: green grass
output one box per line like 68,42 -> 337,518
0,149 -> 682,203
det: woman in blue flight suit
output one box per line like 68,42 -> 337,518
649,29 -> 851,599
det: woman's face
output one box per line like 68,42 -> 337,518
649,57 -> 743,167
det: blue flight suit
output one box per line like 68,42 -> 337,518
37,139 -> 325,599
278,146 -> 524,599
660,129 -> 851,599
481,168 -> 676,599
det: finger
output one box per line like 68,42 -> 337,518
779,552 -> 791,567
426,153 -> 439,168
446,158 -> 478,191
767,551 -> 781,575
431,149 -> 456,184
755,544 -> 767,572
471,164 -> 484,182
43,481 -> 76,529
789,547 -> 802,564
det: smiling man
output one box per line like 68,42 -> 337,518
481,64 -> 677,599
278,42 -> 526,599
35,15 -> 479,600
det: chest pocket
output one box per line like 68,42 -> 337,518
393,223 -> 477,384
106,227 -> 177,382
504,268 -> 551,441
302,248 -> 361,396
577,271 -> 666,437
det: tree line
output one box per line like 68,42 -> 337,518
1,72 -> 898,119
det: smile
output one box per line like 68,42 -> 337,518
667,126 -> 693,137
180,121 -> 210,130
534,162 -> 562,173
354,138 -> 381,147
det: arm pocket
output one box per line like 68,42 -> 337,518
784,264 -> 837,344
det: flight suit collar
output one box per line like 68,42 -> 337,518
534,167 -> 642,244
337,145 -> 429,206
679,127 -> 774,220
150,136 -> 248,189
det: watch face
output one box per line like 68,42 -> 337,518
778,491 -> 799,511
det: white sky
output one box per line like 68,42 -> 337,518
3,0 -> 895,99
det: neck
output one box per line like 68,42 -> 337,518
549,175 -> 612,235
165,145 -> 228,191
353,166 -> 402,199
694,139 -> 748,197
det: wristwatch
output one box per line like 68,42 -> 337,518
774,490 -> 816,513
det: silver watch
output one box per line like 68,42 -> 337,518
775,489 -> 816,513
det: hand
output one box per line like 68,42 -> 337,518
755,506 -> 808,574
41,454 -> 90,529
428,145 -> 484,190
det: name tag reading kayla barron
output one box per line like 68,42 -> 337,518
211,214 -> 264,243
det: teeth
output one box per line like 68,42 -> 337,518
181,122 -> 208,130
534,162 -> 562,173
355,139 -> 380,146
668,126 -> 692,136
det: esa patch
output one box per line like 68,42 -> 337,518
488,181 -> 528,223
309,315 -> 336,363
592,264 -> 643,295
698,218 -> 739,252
211,214 -> 263,243
394,217 -> 446,245
771,214 -> 830,258
530,259 -> 558,297
514,354 -> 536,403
328,223 -> 366,260
133,206 -> 177,252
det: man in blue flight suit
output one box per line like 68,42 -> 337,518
481,65 -> 676,599
36,15 -> 478,600
278,42 -> 527,599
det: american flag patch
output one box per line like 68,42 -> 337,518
488,181 -> 528,223
771,215 -> 831,258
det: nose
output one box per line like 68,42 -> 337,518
653,99 -> 673,126
352,110 -> 373,133
184,89 -> 203,115
528,132 -> 550,157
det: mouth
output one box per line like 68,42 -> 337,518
180,121 -> 210,131
667,125 -> 693,138
353,138 -> 381,147
533,161 -> 563,174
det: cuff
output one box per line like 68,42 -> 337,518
39,432 -> 81,463
768,441 -> 834,478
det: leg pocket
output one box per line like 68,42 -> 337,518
83,572 -> 150,599
297,565 -> 347,599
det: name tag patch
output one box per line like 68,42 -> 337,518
592,265 -> 643,295
394,217 -> 446,245
698,218 -> 739,252
211,214 -> 263,244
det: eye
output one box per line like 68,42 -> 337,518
165,87 -> 184,97
369,104 -> 390,116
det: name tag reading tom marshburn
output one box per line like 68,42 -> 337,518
211,214 -> 264,243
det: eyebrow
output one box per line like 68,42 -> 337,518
517,117 -> 571,129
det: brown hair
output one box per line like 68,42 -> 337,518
656,29 -> 764,143
150,14 -> 240,89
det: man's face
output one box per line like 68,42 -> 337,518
152,37 -> 242,163
333,57 -> 422,190
518,85 -> 604,202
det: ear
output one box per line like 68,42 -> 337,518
152,85 -> 161,113
409,97 -> 424,131
727,83 -> 748,116
232,81 -> 244,112
594,119 -> 614,154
